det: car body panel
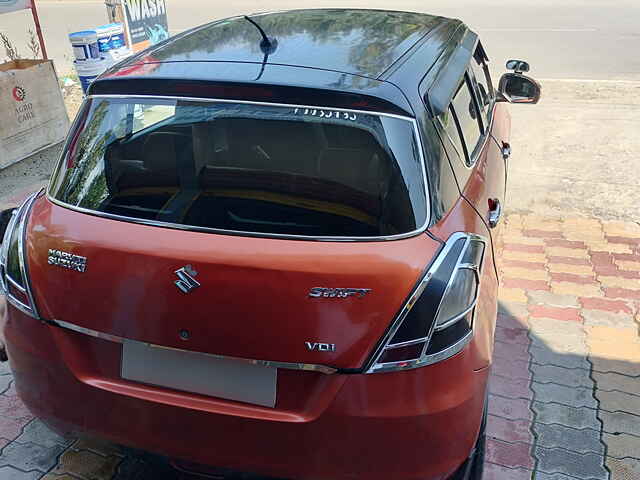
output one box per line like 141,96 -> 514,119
127,9 -> 443,78
94,10 -> 467,119
413,98 -> 462,225
95,62 -> 416,117
462,103 -> 510,230
4,303 -> 487,480
429,197 -> 498,372
490,101 -> 512,193
27,196 -> 441,370
0,8 -> 515,480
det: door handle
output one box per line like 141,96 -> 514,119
488,198 -> 501,228
502,142 -> 511,160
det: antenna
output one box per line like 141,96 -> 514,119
244,16 -> 278,55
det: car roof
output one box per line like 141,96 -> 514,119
92,9 -> 473,117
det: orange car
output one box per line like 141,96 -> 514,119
0,9 -> 540,480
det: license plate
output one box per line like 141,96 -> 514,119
121,340 -> 277,408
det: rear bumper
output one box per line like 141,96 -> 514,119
4,305 -> 489,480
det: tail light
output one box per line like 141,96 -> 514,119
366,232 -> 486,373
0,193 -> 40,319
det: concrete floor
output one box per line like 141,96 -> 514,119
508,79 -> 640,221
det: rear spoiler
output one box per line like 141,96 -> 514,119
427,28 -> 485,116
89,69 -> 415,118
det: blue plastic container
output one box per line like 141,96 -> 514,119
69,30 -> 99,61
74,58 -> 108,93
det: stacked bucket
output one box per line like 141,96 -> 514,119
69,23 -> 132,93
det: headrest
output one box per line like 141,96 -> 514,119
142,132 -> 179,172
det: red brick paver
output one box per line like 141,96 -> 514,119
484,463 -> 532,480
579,297 -> 634,314
605,287 -> 640,300
545,239 -> 588,249
486,416 -> 534,444
528,305 -> 582,322
548,256 -> 592,266
486,438 -> 535,470
549,272 -> 598,284
503,259 -> 547,270
504,244 -> 546,254
502,278 -> 551,291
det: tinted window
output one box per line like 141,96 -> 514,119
438,108 -> 472,191
450,77 -> 483,163
49,98 -> 427,238
441,107 -> 465,162
469,59 -> 491,122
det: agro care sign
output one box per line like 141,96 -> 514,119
122,0 -> 169,52
0,0 -> 31,14
0,60 -> 69,169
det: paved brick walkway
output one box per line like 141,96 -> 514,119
486,215 -> 640,480
0,212 -> 639,479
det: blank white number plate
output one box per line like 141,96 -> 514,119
121,340 -> 277,408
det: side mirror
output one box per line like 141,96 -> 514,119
0,208 -> 17,247
498,73 -> 541,104
506,59 -> 530,74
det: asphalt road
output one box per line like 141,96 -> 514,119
0,0 -> 639,80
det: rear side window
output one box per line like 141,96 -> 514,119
441,108 -> 465,162
469,60 -> 491,120
49,98 -> 428,239
450,76 -> 483,163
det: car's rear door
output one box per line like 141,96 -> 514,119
427,42 -> 507,369
454,78 -> 506,235
31,95 -> 438,373
437,45 -> 508,245
469,44 -> 510,206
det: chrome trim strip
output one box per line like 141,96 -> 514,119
0,193 -> 40,319
436,95 -> 495,170
421,234 -> 471,356
5,294 -> 33,317
459,263 -> 479,271
17,192 -> 41,319
433,296 -> 476,331
371,331 -> 474,373
6,275 -> 26,294
0,208 -> 18,295
421,331 -> 473,366
46,95 -> 431,243
364,274 -> 433,366
50,319 -> 338,375
432,267 -> 481,331
385,336 -> 429,350
53,319 -> 125,344
365,232 -> 487,374
464,78 -> 497,168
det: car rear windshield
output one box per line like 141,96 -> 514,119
49,97 -> 428,238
